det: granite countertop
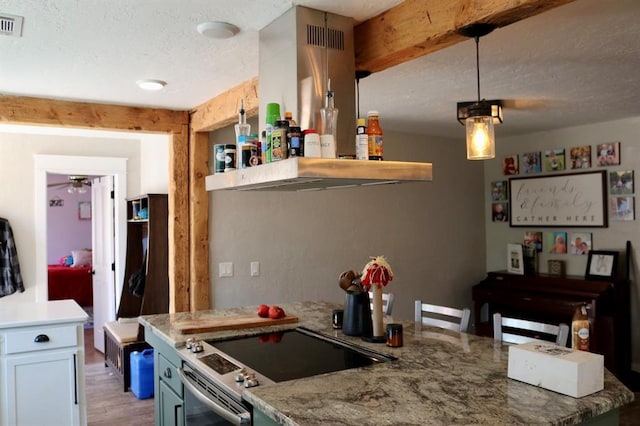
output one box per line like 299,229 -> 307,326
139,301 -> 634,425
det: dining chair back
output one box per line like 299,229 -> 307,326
414,301 -> 471,333
493,313 -> 570,346
369,291 -> 395,315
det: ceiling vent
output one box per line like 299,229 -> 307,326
0,13 -> 24,37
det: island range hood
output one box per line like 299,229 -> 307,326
207,6 -> 432,192
206,157 -> 432,191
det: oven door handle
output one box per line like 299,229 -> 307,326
177,367 -> 251,425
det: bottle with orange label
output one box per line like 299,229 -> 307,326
366,111 -> 383,160
571,304 -> 590,351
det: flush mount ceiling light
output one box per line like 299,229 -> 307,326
456,23 -> 502,160
136,79 -> 166,91
197,21 -> 240,39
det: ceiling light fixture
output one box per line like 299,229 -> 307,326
197,21 -> 240,39
136,79 -> 166,91
456,23 -> 501,160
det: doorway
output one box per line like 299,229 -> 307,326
35,155 -> 127,352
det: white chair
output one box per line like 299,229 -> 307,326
493,313 -> 569,346
414,301 -> 471,333
369,291 -> 395,315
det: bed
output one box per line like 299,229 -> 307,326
47,265 -> 93,307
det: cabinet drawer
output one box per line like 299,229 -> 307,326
159,352 -> 182,396
3,325 -> 78,354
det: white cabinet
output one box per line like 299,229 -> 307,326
0,300 -> 88,426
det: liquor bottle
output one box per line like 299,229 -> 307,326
284,111 -> 297,127
367,111 -> 383,160
319,81 -> 338,159
355,118 -> 368,160
234,99 -> 251,168
571,304 -> 590,351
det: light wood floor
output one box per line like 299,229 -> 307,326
84,328 -> 155,426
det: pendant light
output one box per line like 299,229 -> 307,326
456,24 -> 502,160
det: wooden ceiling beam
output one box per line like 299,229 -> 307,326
0,95 -> 188,134
354,0 -> 576,74
190,77 -> 259,132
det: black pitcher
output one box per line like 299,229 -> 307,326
342,291 -> 373,337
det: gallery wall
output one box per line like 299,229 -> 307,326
484,115 -> 640,370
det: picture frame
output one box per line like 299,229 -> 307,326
509,171 -> 607,227
520,152 -> 541,174
502,154 -> 519,176
490,180 -> 508,201
609,196 -> 635,221
596,142 -> 621,166
544,148 -> 565,172
507,243 -> 524,275
569,145 -> 591,169
585,250 -> 618,280
569,232 -> 592,255
609,170 -> 634,195
78,201 -> 91,220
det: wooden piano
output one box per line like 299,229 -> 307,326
472,270 -> 631,382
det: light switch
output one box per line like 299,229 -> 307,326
219,262 -> 233,277
250,261 -> 260,277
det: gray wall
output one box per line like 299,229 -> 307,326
208,126 -> 487,325
484,116 -> 640,370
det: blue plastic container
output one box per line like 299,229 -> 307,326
130,349 -> 154,399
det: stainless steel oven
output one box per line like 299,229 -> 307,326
178,363 -> 251,425
177,327 -> 395,425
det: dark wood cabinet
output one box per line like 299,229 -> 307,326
117,194 -> 169,319
472,271 -> 631,381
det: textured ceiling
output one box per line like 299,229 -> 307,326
1,0 -> 639,139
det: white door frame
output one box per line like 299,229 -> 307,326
34,155 -> 127,319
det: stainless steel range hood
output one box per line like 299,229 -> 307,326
206,158 -> 432,191
205,6 -> 433,193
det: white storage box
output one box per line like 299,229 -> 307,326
507,342 -> 604,398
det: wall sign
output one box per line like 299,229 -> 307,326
508,171 -> 607,227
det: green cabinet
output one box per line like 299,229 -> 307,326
145,325 -> 184,426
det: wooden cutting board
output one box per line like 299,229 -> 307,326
171,314 -> 299,334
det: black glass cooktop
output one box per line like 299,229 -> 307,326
206,328 -> 393,383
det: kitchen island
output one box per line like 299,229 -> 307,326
140,301 -> 634,425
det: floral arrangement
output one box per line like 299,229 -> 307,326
360,255 -> 393,290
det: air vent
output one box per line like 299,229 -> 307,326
0,13 -> 24,37
306,24 -> 344,51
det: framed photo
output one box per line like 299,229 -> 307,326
569,232 -> 591,255
585,250 -> 618,280
521,152 -> 541,174
492,202 -> 508,222
596,142 -> 620,166
548,260 -> 565,276
490,180 -> 508,201
78,201 -> 91,220
507,243 -> 524,275
509,171 -> 607,227
524,231 -> 542,252
609,170 -> 634,195
502,154 -> 518,176
544,149 -> 565,172
609,196 -> 635,221
547,231 -> 567,254
569,145 -> 591,169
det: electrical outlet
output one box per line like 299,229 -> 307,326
250,261 -> 260,277
219,262 -> 233,277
